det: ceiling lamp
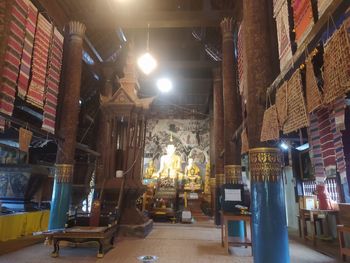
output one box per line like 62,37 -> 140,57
157,78 -> 172,93
137,24 -> 157,75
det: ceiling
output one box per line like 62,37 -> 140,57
35,0 -> 241,118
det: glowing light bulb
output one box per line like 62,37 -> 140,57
157,78 -> 172,93
137,52 -> 157,75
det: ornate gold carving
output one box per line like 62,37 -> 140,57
55,164 -> 74,183
249,148 -> 282,182
225,165 -> 242,184
216,173 -> 225,186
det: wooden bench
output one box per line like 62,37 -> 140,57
220,211 -> 252,254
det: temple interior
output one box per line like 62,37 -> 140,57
1,0 -> 350,262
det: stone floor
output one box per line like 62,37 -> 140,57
0,223 -> 341,263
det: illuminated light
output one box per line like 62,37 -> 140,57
137,52 -> 157,75
157,78 -> 172,93
296,143 -> 309,151
280,142 -> 289,150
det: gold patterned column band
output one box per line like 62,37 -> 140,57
249,148 -> 282,182
216,173 -> 225,186
55,164 -> 74,183
224,165 -> 242,184
220,17 -> 234,42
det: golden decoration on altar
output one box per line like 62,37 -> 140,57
203,163 -> 211,194
144,160 -> 156,179
249,148 -> 282,182
184,158 -> 202,191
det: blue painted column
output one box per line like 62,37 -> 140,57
48,21 -> 86,230
249,148 -> 290,263
49,165 -> 73,229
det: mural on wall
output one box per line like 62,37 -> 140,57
143,119 -> 210,180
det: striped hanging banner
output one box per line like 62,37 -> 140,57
292,0 -> 314,46
317,108 -> 336,175
27,13 -> 52,109
42,27 -> 64,134
329,98 -> 347,183
0,0 -> 6,131
17,0 -> 38,99
237,22 -> 244,97
0,0 -> 28,115
308,112 -> 324,178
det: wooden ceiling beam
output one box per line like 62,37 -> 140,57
84,10 -> 235,29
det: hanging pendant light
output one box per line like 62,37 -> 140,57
137,23 -> 157,75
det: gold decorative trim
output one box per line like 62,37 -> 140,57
55,164 -> 74,183
225,165 -> 242,184
216,173 -> 225,186
249,148 -> 282,182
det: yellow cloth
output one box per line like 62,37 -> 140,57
0,210 -> 49,242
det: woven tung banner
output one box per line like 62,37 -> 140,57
317,0 -> 334,18
305,58 -> 322,113
19,127 -> 32,152
260,104 -> 280,142
0,0 -> 28,116
237,22 -> 244,96
27,13 -> 52,109
292,0 -> 314,45
317,108 -> 336,174
42,27 -> 64,134
274,0 -> 293,71
241,128 -> 249,154
276,81 -> 288,130
323,25 -> 350,104
329,98 -> 346,182
283,70 -> 309,134
308,112 -> 325,178
18,0 -> 38,99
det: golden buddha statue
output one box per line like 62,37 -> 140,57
184,158 -> 202,191
153,144 -> 182,180
144,160 -> 157,179
204,163 -> 210,194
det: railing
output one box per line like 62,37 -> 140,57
302,178 -> 341,203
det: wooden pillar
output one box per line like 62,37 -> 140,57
243,1 -> 289,262
213,67 -> 224,225
221,17 -> 242,184
49,21 -> 86,230
221,17 -> 244,238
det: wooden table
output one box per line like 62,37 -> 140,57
45,224 -> 118,258
220,211 -> 252,254
300,209 -> 339,246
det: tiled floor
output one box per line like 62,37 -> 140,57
0,223 -> 341,263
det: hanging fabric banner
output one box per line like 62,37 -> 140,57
323,25 -> 350,104
305,57 -> 322,113
0,0 -> 28,116
276,81 -> 288,130
237,22 -> 244,97
317,108 -> 336,176
274,0 -> 293,71
19,127 -> 32,152
308,112 -> 325,179
329,98 -> 347,183
27,13 -> 52,109
18,0 -> 38,99
260,105 -> 280,142
283,70 -> 309,134
292,0 -> 314,46
42,27 -> 64,134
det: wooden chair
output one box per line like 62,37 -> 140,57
337,203 -> 350,261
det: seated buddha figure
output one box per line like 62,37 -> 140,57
144,160 -> 157,179
153,144 -> 182,181
184,158 -> 202,191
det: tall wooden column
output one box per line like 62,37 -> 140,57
221,17 -> 244,238
49,21 -> 86,230
243,1 -> 289,262
213,67 -> 224,225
